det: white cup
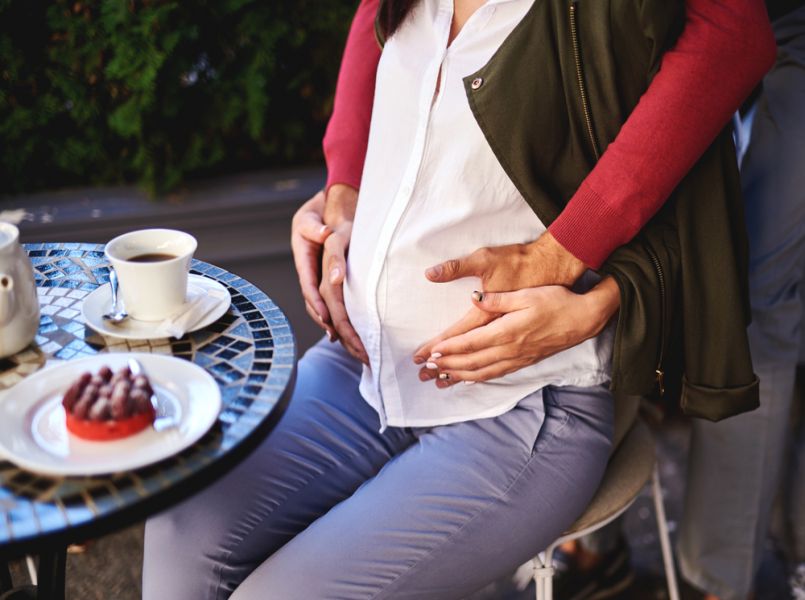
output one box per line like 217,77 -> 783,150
105,229 -> 197,321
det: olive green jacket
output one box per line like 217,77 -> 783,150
378,0 -> 759,421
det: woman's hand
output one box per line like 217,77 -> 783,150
290,184 -> 368,364
415,277 -> 620,387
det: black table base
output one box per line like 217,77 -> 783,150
0,560 -> 12,593
0,548 -> 66,600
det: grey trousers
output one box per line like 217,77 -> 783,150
142,339 -> 614,599
676,8 -> 805,599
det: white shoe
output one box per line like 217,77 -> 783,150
790,562 -> 805,600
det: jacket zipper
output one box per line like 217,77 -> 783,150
646,245 -> 667,396
569,2 -> 600,161
570,2 -> 664,394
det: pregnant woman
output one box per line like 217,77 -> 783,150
143,1 -> 766,598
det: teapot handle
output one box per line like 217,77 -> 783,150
0,273 -> 16,326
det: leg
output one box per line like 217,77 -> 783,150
789,369 -> 805,563
231,384 -> 614,600
678,13 -> 805,597
142,339 -> 416,600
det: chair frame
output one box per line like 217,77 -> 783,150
531,465 -> 680,600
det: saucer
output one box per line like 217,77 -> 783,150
82,274 -> 231,340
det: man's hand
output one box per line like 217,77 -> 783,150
416,277 -> 620,386
290,184 -> 368,364
413,232 -> 588,364
424,231 -> 587,293
291,190 -> 335,337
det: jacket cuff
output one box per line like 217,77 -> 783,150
680,375 -> 760,422
548,182 -> 640,270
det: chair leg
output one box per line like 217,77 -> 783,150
532,548 -> 556,600
652,465 -> 680,600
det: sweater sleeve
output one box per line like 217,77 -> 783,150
323,0 -> 381,192
548,0 -> 777,269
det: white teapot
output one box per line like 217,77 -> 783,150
0,223 -> 39,358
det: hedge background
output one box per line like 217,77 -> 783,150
0,0 -> 355,196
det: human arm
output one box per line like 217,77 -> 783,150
291,1 -> 379,360
322,0 -> 381,192
547,0 -> 777,268
416,0 -> 776,377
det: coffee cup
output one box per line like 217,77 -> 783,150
105,229 -> 197,321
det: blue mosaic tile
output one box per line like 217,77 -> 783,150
55,348 -> 77,360
231,354 -> 252,372
81,256 -> 105,267
62,264 -> 84,275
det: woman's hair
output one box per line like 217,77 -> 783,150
378,0 -> 420,39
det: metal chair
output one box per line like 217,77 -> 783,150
530,417 -> 680,600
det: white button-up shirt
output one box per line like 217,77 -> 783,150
344,0 -> 613,430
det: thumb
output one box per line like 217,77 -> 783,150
471,289 -> 533,314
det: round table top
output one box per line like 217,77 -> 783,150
0,243 -> 295,557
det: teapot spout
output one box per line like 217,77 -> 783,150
0,273 -> 16,326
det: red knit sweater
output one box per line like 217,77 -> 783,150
323,0 -> 776,268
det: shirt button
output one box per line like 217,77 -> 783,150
471,77 -> 484,90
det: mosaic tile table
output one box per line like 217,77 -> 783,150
0,243 -> 295,597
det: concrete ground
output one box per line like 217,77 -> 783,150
2,416 -> 795,599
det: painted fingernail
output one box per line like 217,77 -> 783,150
326,330 -> 335,342
426,361 -> 438,370
464,380 -> 475,386
319,224 -> 329,236
472,290 -> 484,302
429,352 -> 442,360
438,372 -> 450,381
413,355 -> 425,364
426,265 -> 442,279
329,267 -> 342,284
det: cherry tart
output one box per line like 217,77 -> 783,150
62,365 -> 156,441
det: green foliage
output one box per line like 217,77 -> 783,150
0,0 -> 354,195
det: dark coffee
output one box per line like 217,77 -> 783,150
127,253 -> 177,263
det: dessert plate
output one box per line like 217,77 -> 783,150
0,353 -> 221,476
81,274 -> 231,340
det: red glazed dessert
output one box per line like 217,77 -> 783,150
62,365 -> 156,441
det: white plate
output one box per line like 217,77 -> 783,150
82,274 -> 231,340
0,353 -> 221,476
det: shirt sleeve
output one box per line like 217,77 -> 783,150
323,0 -> 382,192
548,0 -> 777,269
